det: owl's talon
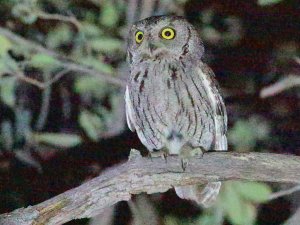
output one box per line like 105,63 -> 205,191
149,149 -> 169,163
162,153 -> 168,163
181,159 -> 188,171
147,152 -> 153,162
179,146 -> 204,171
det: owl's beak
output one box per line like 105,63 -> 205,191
148,43 -> 157,54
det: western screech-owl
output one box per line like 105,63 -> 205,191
125,15 -> 227,207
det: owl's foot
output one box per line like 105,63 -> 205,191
179,146 -> 204,171
149,148 -> 169,163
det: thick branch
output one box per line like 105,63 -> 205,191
1,151 -> 300,225
284,207 -> 300,225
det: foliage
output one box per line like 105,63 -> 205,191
0,76 -> 16,107
219,181 -> 272,225
257,0 -> 284,6
0,0 -> 298,225
32,132 -> 82,148
79,110 -> 103,141
30,54 -> 59,70
228,115 -> 270,152
0,0 -> 126,153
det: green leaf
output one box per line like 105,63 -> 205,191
197,214 -> 219,225
0,60 -> 7,75
235,181 -> 272,203
1,121 -> 13,150
221,182 -> 259,225
242,202 -> 256,225
0,35 -> 12,56
221,183 -> 245,225
258,0 -> 283,6
100,1 -> 119,27
80,57 -> 114,74
74,76 -> 107,97
12,2 -> 38,24
30,53 -> 59,69
228,116 -> 270,152
33,132 -> 82,148
15,108 -> 32,141
163,216 -> 181,225
46,24 -> 73,49
5,55 -> 20,72
0,54 -> 20,74
79,110 -> 102,141
81,22 -> 103,38
228,119 -> 256,151
0,76 -> 16,107
15,149 -> 42,172
90,38 -> 122,53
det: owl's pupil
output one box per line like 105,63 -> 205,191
165,31 -> 171,36
138,34 -> 143,40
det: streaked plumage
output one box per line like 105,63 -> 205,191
125,15 -> 227,207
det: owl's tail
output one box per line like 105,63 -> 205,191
174,182 -> 221,208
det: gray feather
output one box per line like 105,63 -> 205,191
125,15 -> 227,207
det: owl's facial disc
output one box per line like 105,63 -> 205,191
128,16 -> 204,63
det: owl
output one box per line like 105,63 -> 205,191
125,15 -> 227,207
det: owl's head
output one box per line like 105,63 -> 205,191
127,15 -> 204,64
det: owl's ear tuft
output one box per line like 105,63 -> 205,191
191,26 -> 205,59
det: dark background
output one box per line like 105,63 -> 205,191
0,0 -> 299,224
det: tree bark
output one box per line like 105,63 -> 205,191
1,151 -> 300,225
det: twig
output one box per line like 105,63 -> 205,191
58,61 -> 126,87
36,11 -> 81,31
268,185 -> 300,201
9,69 -> 71,89
13,71 -> 45,88
1,151 -> 300,225
0,27 -> 126,87
60,85 -> 72,122
0,27 -> 61,59
34,72 -> 52,131
43,68 -> 70,88
140,0 -> 156,20
260,74 -> 300,98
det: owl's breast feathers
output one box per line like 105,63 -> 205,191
125,59 -> 227,152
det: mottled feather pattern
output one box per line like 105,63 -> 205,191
197,61 -> 227,150
127,59 -> 217,152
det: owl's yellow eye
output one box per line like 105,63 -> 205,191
135,31 -> 144,43
160,27 -> 176,40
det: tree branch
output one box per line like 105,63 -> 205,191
1,151 -> 300,225
0,27 -> 126,87
36,11 -> 82,31
260,74 -> 300,98
268,184 -> 300,201
284,207 -> 300,225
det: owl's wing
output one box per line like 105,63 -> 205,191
125,85 -> 154,150
197,62 -> 228,151
125,85 -> 136,132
